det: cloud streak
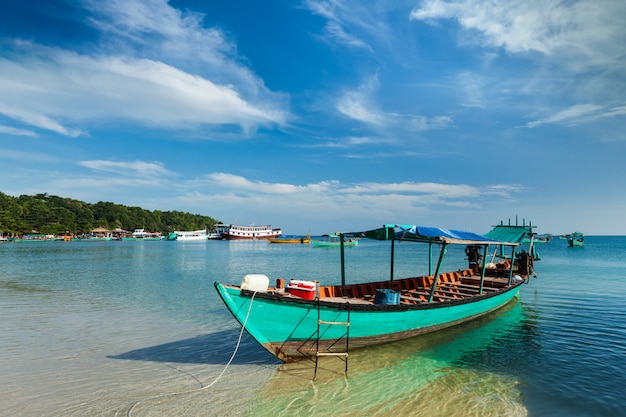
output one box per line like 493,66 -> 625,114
206,172 -> 520,202
336,75 -> 453,131
303,0 -> 376,50
80,160 -> 174,177
526,104 -> 626,128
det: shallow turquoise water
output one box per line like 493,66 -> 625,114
1,237 -> 624,416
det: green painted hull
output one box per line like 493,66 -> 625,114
568,233 -> 584,247
310,240 -> 358,247
215,282 -> 521,361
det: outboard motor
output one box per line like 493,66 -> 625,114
465,245 -> 482,270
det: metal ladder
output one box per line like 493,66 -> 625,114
314,301 -> 350,379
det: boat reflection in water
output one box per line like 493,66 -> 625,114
248,299 -> 535,417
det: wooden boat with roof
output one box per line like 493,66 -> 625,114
268,234 -> 311,244
567,232 -> 584,247
215,222 -> 538,362
310,233 -> 358,247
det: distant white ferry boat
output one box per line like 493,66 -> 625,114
129,229 -> 162,240
216,224 -> 282,240
167,229 -> 207,241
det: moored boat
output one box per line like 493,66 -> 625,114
310,234 -> 358,247
207,232 -> 222,240
121,229 -> 163,240
72,227 -> 113,241
11,234 -> 56,242
524,233 -> 552,243
217,224 -> 282,240
215,222 -> 538,362
567,232 -> 584,247
166,229 -> 208,241
268,234 -> 310,244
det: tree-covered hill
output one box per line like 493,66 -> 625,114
0,192 -> 220,236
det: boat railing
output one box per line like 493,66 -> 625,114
318,268 -> 501,304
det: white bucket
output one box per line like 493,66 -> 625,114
240,274 -> 270,292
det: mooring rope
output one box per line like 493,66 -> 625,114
124,291 -> 257,417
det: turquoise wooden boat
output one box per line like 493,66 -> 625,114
310,233 -> 358,247
567,232 -> 584,247
215,223 -> 537,362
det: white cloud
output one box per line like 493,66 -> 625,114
0,101 -> 83,138
345,181 -> 479,198
79,160 -> 174,177
206,172 -> 518,202
336,75 -> 453,131
82,0 -> 271,96
207,172 -> 333,194
410,0 -> 626,73
0,125 -> 38,137
336,75 -> 384,124
303,0 -> 375,50
188,173 -> 526,230
337,92 -> 385,125
0,0 -> 289,137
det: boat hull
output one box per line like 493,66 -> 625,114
167,230 -> 208,241
215,282 -> 521,362
223,232 -> 282,240
310,240 -> 358,247
217,224 -> 282,240
268,238 -> 310,244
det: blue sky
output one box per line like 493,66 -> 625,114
1,0 -> 625,235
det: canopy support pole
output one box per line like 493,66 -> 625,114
428,243 -> 447,302
340,234 -> 346,286
507,245 -> 516,286
479,245 -> 489,294
428,243 -> 433,276
390,239 -> 395,282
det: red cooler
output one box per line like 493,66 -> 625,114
286,280 -> 316,300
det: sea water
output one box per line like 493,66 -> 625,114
1,237 -> 624,416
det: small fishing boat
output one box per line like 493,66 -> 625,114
215,222 -> 538,362
268,234 -> 310,244
524,233 -> 551,243
310,234 -> 358,247
567,232 -> 584,247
